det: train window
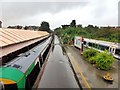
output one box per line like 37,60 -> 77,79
39,56 -> 43,67
88,42 -> 97,48
42,45 -> 50,62
115,49 -> 120,55
83,41 -> 86,45
90,43 -> 100,49
95,44 -> 99,49
88,42 -> 92,47
26,62 -> 40,88
6,65 -> 11,67
4,83 -> 18,90
113,48 -> 115,53
109,48 -> 111,52
35,57 -> 41,68
12,64 -> 22,69
76,40 -> 80,45
104,46 -> 109,50
92,43 -> 96,48
99,44 -> 109,51
25,77 -> 31,89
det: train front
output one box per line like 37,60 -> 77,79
0,67 -> 25,90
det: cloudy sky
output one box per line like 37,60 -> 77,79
0,0 -> 119,29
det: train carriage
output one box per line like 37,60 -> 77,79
74,36 -> 120,59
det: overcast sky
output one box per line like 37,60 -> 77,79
0,0 -> 119,29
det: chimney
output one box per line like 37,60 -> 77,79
0,21 -> 2,28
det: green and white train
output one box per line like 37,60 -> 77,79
0,36 -> 53,90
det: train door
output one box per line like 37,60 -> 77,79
114,48 -> 120,59
85,41 -> 89,47
109,46 -> 116,54
39,55 -> 43,68
75,37 -> 80,48
74,37 -> 77,46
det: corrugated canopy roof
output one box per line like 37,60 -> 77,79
0,28 -> 49,47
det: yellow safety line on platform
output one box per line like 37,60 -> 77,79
72,59 -> 91,90
68,53 -> 91,90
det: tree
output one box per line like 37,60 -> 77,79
40,21 -> 50,31
16,25 -> 22,29
77,24 -> 82,28
61,25 -> 70,29
87,25 -> 94,28
24,26 -> 28,30
70,20 -> 76,27
40,21 -> 53,33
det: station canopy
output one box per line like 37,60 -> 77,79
0,28 -> 49,47
0,28 -> 49,57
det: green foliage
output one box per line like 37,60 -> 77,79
83,49 -> 115,70
55,27 -> 88,44
40,21 -> 50,30
54,24 -> 119,44
83,49 -> 91,58
83,49 -> 98,64
89,56 -> 97,64
40,21 -> 53,33
95,28 -> 119,42
96,50 -> 115,70
70,20 -> 76,27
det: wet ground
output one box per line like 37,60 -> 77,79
65,46 -> 119,89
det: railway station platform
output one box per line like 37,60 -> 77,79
65,46 -> 119,89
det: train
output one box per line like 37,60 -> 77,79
38,35 -> 81,88
74,36 -> 120,59
0,35 -> 53,90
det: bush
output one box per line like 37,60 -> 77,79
83,49 -> 91,58
83,49 -> 115,70
88,56 -> 97,64
83,48 -> 98,63
96,50 -> 115,70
